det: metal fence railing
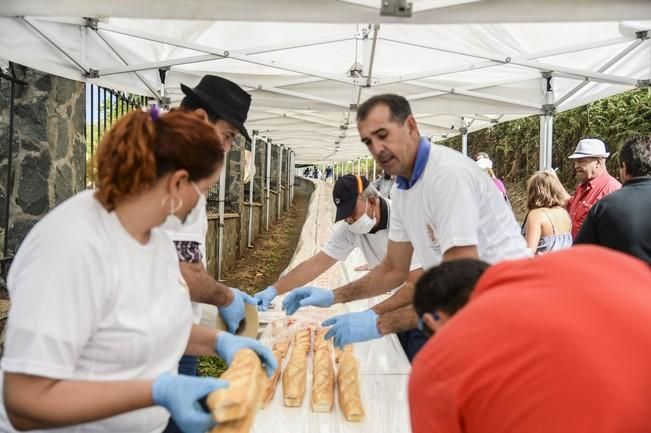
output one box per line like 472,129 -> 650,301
85,84 -> 150,186
0,63 -> 27,280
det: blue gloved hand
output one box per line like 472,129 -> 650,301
322,309 -> 382,348
152,373 -> 228,433
218,288 -> 257,334
253,286 -> 277,311
281,286 -> 334,316
215,332 -> 278,377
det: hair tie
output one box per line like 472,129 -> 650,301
149,105 -> 161,122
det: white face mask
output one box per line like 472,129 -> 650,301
348,200 -> 377,235
160,182 -> 206,232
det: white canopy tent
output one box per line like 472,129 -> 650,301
1,1 -> 650,166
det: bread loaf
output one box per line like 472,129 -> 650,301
313,328 -> 332,353
311,347 -> 334,412
334,344 -> 353,364
282,349 -> 308,407
207,349 -> 265,424
272,339 -> 290,358
337,352 -> 365,422
261,340 -> 292,408
294,328 -> 311,354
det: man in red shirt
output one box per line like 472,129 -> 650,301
566,138 -> 621,238
409,246 -> 651,433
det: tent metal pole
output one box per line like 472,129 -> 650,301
540,74 -> 555,170
247,132 -> 258,248
372,158 -> 377,179
265,139 -> 271,230
22,17 -> 88,74
277,146 -> 283,219
556,37 -> 645,107
460,127 -> 468,156
217,150 -> 228,281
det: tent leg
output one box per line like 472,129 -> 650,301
539,113 -> 554,170
460,126 -> 468,156
265,140 -> 271,230
247,132 -> 257,248
217,150 -> 228,281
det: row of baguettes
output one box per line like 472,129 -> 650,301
207,349 -> 266,433
281,327 -> 365,422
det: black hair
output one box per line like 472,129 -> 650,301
413,259 -> 490,317
619,136 -> 651,178
180,95 -> 222,123
356,94 -> 412,123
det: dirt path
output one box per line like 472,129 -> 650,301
221,179 -> 313,295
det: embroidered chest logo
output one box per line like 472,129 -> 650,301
335,197 -> 341,205
426,224 -> 437,244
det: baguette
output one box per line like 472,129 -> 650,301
311,347 -> 334,412
313,328 -> 332,353
207,349 -> 265,424
337,352 -> 365,422
334,344 -> 353,364
261,341 -> 291,408
294,328 -> 311,354
282,349 -> 308,407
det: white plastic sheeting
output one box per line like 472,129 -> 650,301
0,3 -> 650,163
257,179 -> 411,433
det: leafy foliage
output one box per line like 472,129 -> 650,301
438,88 -> 651,218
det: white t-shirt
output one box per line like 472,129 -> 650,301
162,205 -> 208,324
389,143 -> 530,268
0,190 -> 193,433
322,199 -> 421,271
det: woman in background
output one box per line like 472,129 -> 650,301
522,170 -> 572,254
476,154 -> 509,203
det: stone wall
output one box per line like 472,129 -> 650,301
0,65 -> 85,257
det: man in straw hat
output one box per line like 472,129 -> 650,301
566,138 -> 621,239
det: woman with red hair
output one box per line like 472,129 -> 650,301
0,109 -> 276,433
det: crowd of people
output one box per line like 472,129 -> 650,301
279,95 -> 651,432
0,76 -> 649,433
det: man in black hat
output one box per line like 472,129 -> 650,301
179,75 -> 252,151
253,174 -> 425,361
162,76 -> 254,385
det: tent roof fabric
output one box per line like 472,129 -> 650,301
1,3 -> 650,163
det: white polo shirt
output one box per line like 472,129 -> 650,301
389,140 -> 529,268
0,190 -> 193,433
323,198 -> 421,271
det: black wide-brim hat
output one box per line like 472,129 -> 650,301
181,75 -> 251,141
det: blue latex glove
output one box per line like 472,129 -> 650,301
215,332 -> 278,377
281,286 -> 334,316
253,286 -> 277,311
152,373 -> 228,433
322,309 -> 382,348
218,288 -> 257,334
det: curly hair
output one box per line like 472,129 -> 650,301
94,109 -> 224,210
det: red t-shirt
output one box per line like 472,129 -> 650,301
409,246 -> 651,433
567,172 -> 621,239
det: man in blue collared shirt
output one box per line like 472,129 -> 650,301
282,94 -> 528,353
